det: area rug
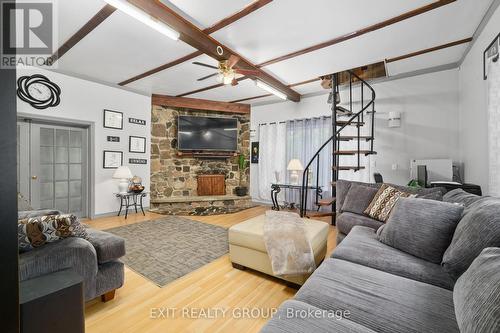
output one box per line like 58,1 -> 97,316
106,216 -> 228,287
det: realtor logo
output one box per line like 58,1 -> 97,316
1,1 -> 57,68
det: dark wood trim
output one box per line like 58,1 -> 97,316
118,51 -> 202,86
119,0 -> 273,86
48,5 -> 116,64
152,94 -> 251,113
230,93 -> 272,103
0,1 -> 19,327
257,0 -> 457,67
204,0 -> 273,34
128,0 -> 299,101
289,77 -> 320,87
386,37 -> 473,63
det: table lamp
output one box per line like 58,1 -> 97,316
113,166 -> 133,193
287,159 -> 304,185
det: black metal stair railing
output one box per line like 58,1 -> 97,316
299,70 -> 376,219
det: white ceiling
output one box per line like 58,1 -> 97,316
51,0 -> 494,104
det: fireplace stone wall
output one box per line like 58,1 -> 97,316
149,105 -> 252,215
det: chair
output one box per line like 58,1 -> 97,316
374,173 -> 384,184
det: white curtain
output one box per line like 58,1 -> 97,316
258,122 -> 287,200
488,54 -> 500,196
285,117 -> 332,209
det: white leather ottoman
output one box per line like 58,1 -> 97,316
228,214 -> 329,286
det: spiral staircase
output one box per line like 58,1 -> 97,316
299,70 -> 376,224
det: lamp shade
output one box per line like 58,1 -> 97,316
287,159 -> 304,171
113,166 -> 133,179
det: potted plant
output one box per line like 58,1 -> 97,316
235,154 -> 249,196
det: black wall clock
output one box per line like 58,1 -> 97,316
17,74 -> 61,109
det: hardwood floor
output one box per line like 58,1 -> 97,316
85,206 -> 337,333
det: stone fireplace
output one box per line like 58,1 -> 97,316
149,104 -> 253,215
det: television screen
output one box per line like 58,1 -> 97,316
178,116 -> 238,151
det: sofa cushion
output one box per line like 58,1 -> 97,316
377,198 -> 463,264
18,209 -> 62,220
336,179 -> 444,213
442,197 -> 500,280
340,184 -> 379,215
295,258 -> 459,333
86,228 -> 126,264
336,212 -> 383,235
332,226 -> 454,289
453,248 -> 500,333
260,300 -> 376,333
364,184 -> 413,222
417,191 -> 443,201
443,188 -> 483,208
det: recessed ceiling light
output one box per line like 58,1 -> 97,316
104,0 -> 180,41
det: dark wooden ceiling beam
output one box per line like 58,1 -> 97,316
256,0 -> 457,67
385,37 -> 472,63
119,0 -> 273,86
48,5 -> 116,64
128,0 -> 299,102
152,94 -> 250,113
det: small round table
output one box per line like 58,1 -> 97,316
115,192 -> 148,219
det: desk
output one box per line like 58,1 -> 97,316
271,183 -> 322,211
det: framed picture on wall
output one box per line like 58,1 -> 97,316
103,109 -> 123,129
103,150 -> 123,169
129,136 -> 146,153
251,142 -> 259,164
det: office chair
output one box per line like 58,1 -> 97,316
374,173 -> 384,184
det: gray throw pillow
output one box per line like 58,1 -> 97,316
442,197 -> 500,279
453,247 -> 500,333
377,197 -> 463,264
417,191 -> 443,201
341,184 -> 379,215
443,188 -> 483,207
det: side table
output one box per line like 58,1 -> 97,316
116,192 -> 148,219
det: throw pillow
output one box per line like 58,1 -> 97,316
364,184 -> 412,222
377,197 -> 463,263
341,184 -> 379,215
453,247 -> 500,333
18,214 -> 88,252
442,197 -> 500,280
416,191 -> 443,201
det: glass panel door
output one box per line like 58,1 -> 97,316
30,123 -> 88,217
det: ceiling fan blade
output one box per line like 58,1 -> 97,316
197,73 -> 219,81
234,69 -> 260,76
227,55 -> 240,69
192,61 -> 219,70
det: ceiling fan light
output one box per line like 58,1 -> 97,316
223,76 -> 233,85
104,0 -> 180,41
254,80 -> 287,100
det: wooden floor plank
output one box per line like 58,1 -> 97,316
84,205 -> 337,333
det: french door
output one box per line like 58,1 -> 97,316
17,121 -> 89,217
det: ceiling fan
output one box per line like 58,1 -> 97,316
193,55 -> 260,86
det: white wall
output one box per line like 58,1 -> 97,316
250,69 -> 460,200
458,4 -> 500,195
17,67 -> 151,216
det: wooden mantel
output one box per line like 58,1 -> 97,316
152,94 -> 250,114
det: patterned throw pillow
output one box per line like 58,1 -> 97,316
364,184 -> 412,222
18,214 -> 88,252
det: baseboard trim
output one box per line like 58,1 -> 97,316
91,207 -> 150,219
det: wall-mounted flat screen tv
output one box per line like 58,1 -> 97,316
178,115 -> 238,151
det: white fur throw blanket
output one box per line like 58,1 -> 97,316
263,211 -> 316,277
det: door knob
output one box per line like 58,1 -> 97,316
31,175 -> 38,180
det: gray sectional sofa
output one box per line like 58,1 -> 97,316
18,210 -> 126,302
261,182 -> 500,333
